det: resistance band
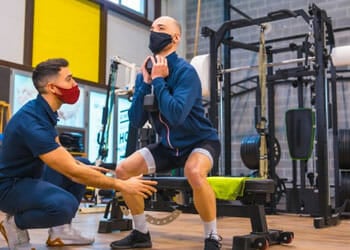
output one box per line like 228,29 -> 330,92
258,25 -> 268,178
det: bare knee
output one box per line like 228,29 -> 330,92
115,153 -> 148,180
115,161 -> 131,180
185,164 -> 206,190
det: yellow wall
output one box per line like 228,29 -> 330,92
32,0 -> 100,83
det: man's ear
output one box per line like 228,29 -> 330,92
46,83 -> 56,94
173,33 -> 181,43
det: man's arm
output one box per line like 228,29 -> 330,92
152,66 -> 200,126
39,146 -> 156,198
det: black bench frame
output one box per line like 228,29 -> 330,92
99,177 -> 293,250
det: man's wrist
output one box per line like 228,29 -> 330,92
114,178 -> 124,192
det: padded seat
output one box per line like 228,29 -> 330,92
143,176 -> 275,199
245,178 -> 275,194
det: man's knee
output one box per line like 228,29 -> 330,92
115,161 -> 131,180
185,165 -> 207,189
115,153 -> 149,179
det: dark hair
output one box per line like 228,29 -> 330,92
32,58 -> 69,92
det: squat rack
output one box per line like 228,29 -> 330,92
201,3 -> 340,228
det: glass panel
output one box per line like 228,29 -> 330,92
120,0 -> 144,14
88,90 -> 115,163
115,96 -> 131,163
12,72 -> 37,114
107,0 -> 145,14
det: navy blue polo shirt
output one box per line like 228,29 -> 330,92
0,95 -> 60,179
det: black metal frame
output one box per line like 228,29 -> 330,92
98,176 -> 294,249
201,4 -> 311,177
311,4 -> 341,228
142,177 -> 293,250
201,3 -> 341,228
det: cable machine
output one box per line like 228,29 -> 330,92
201,3 -> 341,228
95,56 -> 137,165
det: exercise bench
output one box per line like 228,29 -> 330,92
98,176 -> 293,250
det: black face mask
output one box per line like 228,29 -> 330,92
148,31 -> 173,54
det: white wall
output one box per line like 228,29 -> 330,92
161,0 -> 187,58
0,0 -> 26,64
106,11 -> 150,88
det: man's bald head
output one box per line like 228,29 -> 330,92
151,16 -> 181,36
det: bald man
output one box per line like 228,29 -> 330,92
111,16 -> 222,250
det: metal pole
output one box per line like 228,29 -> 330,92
223,0 -> 232,176
311,4 -> 336,228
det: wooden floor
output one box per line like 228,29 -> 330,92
0,210 -> 349,250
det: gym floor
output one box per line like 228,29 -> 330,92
0,210 -> 349,250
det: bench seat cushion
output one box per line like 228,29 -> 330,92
145,176 -> 275,201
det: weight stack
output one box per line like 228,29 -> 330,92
285,108 -> 315,160
338,129 -> 350,213
340,171 -> 350,214
338,129 -> 350,170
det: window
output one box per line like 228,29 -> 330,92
108,0 -> 145,15
10,70 -> 36,114
100,0 -> 160,25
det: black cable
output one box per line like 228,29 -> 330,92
97,61 -> 118,163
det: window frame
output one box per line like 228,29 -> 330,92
93,0 -> 160,26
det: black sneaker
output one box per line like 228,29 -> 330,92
110,230 -> 152,249
204,234 -> 222,250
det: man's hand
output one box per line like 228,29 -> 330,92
120,175 -> 157,198
142,56 -> 153,84
151,55 -> 169,80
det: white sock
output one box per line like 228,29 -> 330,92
203,219 -> 219,240
133,213 -> 148,234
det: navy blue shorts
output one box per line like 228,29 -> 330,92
138,139 -> 221,174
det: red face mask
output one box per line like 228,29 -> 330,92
54,85 -> 80,104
